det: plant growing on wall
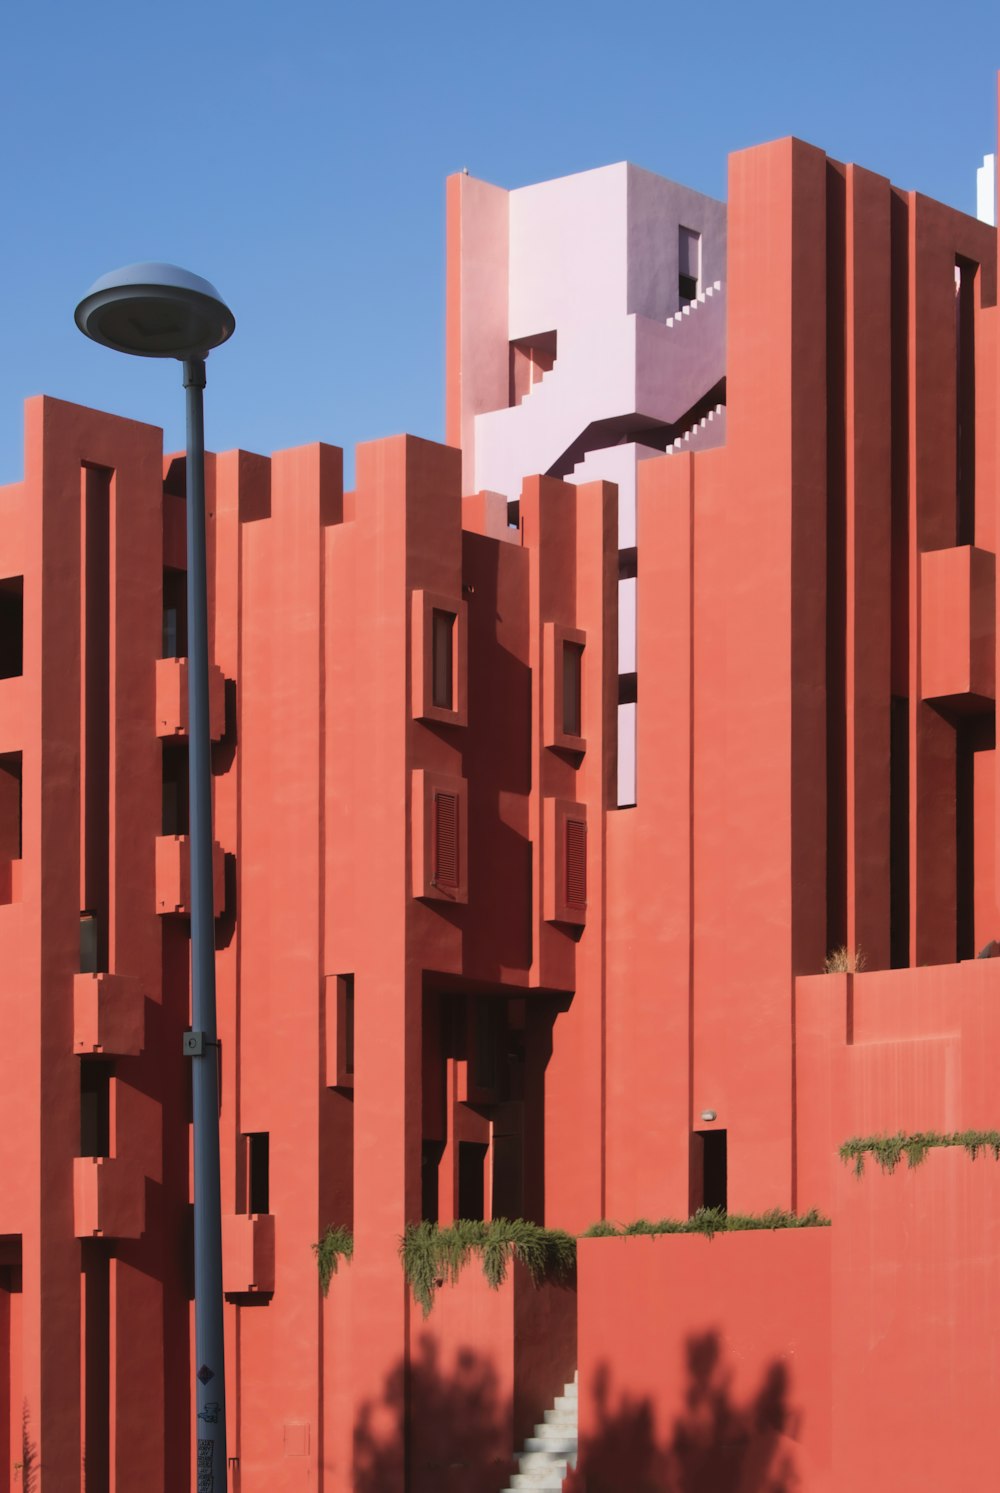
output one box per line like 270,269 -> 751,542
823,945 -> 866,973
839,1129 -> 1000,1176
579,1207 -> 830,1240
313,1223 -> 354,1296
400,1218 -> 577,1317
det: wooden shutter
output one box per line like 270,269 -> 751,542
565,818 -> 587,910
433,791 -> 460,890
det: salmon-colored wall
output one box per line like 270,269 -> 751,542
573,1231 -> 833,1492
0,99 -> 999,1491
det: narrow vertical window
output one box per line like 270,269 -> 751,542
339,974 -> 355,1078
565,817 -> 587,911
562,641 -> 583,738
0,752 -> 22,862
80,1060 -> 110,1158
432,790 -> 460,891
0,578 -> 23,679
432,609 -> 455,710
247,1132 -> 270,1215
678,225 -> 701,305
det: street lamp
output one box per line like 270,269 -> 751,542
75,263 -> 235,1486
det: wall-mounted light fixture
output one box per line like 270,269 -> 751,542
700,1110 -> 717,1122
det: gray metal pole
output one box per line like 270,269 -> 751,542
183,356 -> 227,1488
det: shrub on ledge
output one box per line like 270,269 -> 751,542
839,1130 -> 1000,1176
401,1218 -> 576,1317
580,1207 -> 830,1240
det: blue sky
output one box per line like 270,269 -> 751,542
1,0 -> 998,484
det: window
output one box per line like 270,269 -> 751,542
562,642 -> 583,738
247,1132 -> 270,1215
431,609 -> 455,710
0,752 -> 21,862
679,225 -> 701,306
80,1060 -> 110,1157
0,578 -> 23,679
339,974 -> 355,1079
161,741 -> 189,836
458,1141 -> 487,1220
162,568 -> 187,659
432,791 -> 460,892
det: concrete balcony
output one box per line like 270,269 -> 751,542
74,1156 -> 145,1239
223,1213 -> 275,1296
155,834 -> 226,917
73,972 -> 145,1056
155,655 -> 227,740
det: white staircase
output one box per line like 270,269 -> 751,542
502,1372 -> 578,1491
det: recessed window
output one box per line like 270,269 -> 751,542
431,609 -> 455,710
80,1060 -> 110,1158
562,642 -> 583,738
0,578 -> 23,679
458,1141 -> 487,1220
0,752 -> 21,862
162,568 -> 187,659
247,1132 -> 270,1215
162,741 -> 189,836
339,974 -> 355,1078
678,225 -> 701,306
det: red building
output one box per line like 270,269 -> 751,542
0,88 -> 999,1493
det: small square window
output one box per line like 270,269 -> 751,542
678,273 -> 698,305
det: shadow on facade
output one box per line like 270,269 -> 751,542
354,1334 -> 513,1493
577,1331 -> 801,1493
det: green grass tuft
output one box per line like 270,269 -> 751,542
312,1223 -> 354,1297
839,1129 -> 1000,1176
400,1218 -> 576,1317
583,1208 -> 829,1240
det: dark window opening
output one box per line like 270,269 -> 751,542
692,1129 -> 727,1213
421,1140 -> 444,1224
80,1060 -> 110,1158
618,672 -> 637,706
678,226 -> 701,308
431,609 -> 455,710
889,696 -> 910,968
0,578 -> 23,679
956,256 -> 977,546
563,641 -> 583,737
458,1141 -> 487,1220
339,973 -> 355,1077
80,912 -> 100,974
473,1001 -> 498,1094
162,741 -> 189,836
618,547 -> 638,581
163,567 -> 188,659
247,1132 -> 270,1215
0,752 -> 22,862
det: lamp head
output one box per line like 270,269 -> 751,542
74,262 -> 235,360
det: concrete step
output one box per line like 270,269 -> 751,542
508,1473 -> 567,1490
525,1432 -> 577,1456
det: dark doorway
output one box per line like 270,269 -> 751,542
692,1129 -> 727,1213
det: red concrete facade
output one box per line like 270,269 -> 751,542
0,94 -> 999,1493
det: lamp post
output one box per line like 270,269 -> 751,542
75,263 -> 235,1488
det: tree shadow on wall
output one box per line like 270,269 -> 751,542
17,1402 -> 38,1493
576,1332 -> 802,1493
354,1334 -> 513,1493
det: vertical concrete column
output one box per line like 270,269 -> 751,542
718,138 -> 828,1210
523,474 -> 616,1231
844,165 -> 893,970
605,452 -> 694,1221
907,196 -> 959,967
237,443 -> 339,1488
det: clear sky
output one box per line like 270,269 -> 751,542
1,0 -> 998,484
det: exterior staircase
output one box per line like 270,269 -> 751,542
502,1372 -> 578,1491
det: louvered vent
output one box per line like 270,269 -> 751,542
433,791 -> 460,890
565,818 -> 587,910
